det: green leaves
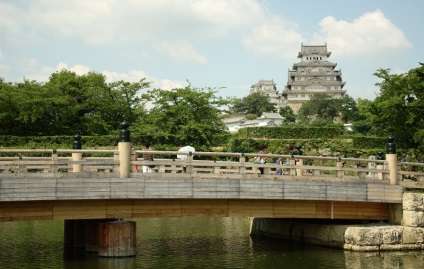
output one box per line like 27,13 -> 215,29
133,86 -> 230,150
370,66 -> 424,147
230,92 -> 276,116
0,70 -> 150,136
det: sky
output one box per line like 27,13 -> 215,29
0,0 -> 422,101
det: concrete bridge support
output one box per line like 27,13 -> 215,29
63,219 -> 136,257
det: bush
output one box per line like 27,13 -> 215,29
237,126 -> 345,139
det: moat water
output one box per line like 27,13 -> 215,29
0,217 -> 422,268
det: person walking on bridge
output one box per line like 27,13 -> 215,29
254,144 -> 267,175
142,142 -> 154,173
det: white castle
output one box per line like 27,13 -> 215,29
251,44 -> 347,114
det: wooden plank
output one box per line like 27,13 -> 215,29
229,200 -> 273,217
181,200 -> 229,217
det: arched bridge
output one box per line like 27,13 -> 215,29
1,147 -> 423,223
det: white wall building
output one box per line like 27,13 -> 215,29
282,43 -> 347,113
223,113 -> 285,133
250,79 -> 286,111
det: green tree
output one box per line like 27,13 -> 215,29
351,98 -> 377,135
230,92 -> 276,117
370,66 -> 424,147
45,69 -> 150,135
279,106 -> 296,123
0,70 -> 151,136
338,94 -> 358,123
134,85 -> 230,150
0,78 -> 23,135
298,93 -> 339,121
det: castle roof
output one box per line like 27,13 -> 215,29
298,44 -> 331,58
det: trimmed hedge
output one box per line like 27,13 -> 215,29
237,126 -> 345,139
226,137 -> 387,159
0,135 -> 118,149
0,133 -> 389,159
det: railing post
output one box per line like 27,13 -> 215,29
72,134 -> 82,172
289,154 -> 296,176
186,151 -> 193,174
376,151 -> 385,180
239,153 -> 246,175
295,144 -> 303,176
52,149 -> 58,172
336,157 -> 343,178
131,148 -> 137,173
385,136 -> 398,185
213,160 -> 220,174
118,121 -> 131,178
113,151 -> 120,173
18,155 -> 26,173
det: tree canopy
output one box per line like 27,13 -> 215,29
279,106 -> 296,123
298,93 -> 339,121
132,85 -> 230,150
229,92 -> 276,117
0,70 -> 150,136
364,65 -> 424,147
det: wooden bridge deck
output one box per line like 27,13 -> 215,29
0,149 -> 422,222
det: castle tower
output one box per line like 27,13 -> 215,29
250,79 -> 285,111
282,44 -> 346,113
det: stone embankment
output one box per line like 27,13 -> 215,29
250,192 -> 424,251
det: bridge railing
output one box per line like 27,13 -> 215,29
1,149 -> 423,187
0,149 -> 118,173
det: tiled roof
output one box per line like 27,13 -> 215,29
223,117 -> 246,124
261,112 -> 284,119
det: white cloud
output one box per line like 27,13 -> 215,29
242,18 -> 304,59
0,0 -> 263,45
56,63 -> 91,76
19,58 -> 54,81
156,41 -> 208,64
155,79 -> 185,90
312,10 -> 412,56
77,67 -> 185,90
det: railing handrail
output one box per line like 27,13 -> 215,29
1,148 -> 423,188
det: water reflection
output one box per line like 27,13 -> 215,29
0,218 -> 422,269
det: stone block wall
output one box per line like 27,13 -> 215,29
402,192 -> 424,227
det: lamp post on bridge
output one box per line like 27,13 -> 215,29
72,134 -> 82,172
118,121 -> 131,178
385,136 -> 398,185
295,144 -> 303,176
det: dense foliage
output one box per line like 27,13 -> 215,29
298,93 -> 357,123
1,64 -> 423,159
346,64 -> 423,151
279,106 -> 296,123
366,66 -> 423,148
237,126 -> 344,139
0,70 -> 149,136
131,85 -> 231,150
229,92 -> 276,116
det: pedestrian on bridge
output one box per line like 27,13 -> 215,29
254,144 -> 267,175
142,142 -> 154,173
276,145 -> 295,175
